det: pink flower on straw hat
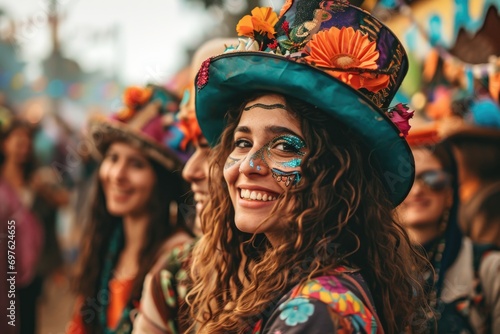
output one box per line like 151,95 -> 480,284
387,103 -> 414,137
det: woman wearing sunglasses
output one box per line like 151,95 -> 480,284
398,127 -> 498,333
399,131 -> 455,247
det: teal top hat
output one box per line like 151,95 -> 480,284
195,0 -> 415,205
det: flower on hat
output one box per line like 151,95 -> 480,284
386,103 -> 414,137
304,26 -> 390,93
236,7 -> 279,41
279,0 -> 293,18
117,86 -> 153,121
178,114 -> 203,150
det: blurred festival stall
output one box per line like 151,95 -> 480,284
364,0 -> 500,130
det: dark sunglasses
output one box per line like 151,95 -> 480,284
415,170 -> 452,191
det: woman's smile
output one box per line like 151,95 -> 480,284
223,94 -> 305,235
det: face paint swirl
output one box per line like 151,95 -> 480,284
225,133 -> 306,187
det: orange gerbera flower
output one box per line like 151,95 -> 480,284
236,7 -> 278,39
305,26 -> 390,92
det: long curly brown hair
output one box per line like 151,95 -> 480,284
73,144 -> 192,333
186,92 -> 431,334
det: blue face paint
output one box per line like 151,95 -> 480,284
265,134 -> 306,169
232,134 -> 307,187
280,158 -> 302,168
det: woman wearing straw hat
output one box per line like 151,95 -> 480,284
187,1 -> 431,333
132,37 -> 239,334
67,84 -> 194,334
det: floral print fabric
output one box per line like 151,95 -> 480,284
134,240 -> 195,334
252,272 -> 381,334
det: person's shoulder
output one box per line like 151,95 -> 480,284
292,273 -> 371,310
263,273 -> 378,333
152,232 -> 196,274
479,248 -> 500,273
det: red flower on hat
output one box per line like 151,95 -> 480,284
236,7 -> 278,40
387,103 -> 414,137
304,26 -> 390,93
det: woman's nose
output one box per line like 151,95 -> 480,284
183,152 -> 205,182
238,147 -> 268,176
108,160 -> 127,181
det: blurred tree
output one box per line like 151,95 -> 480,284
0,7 -> 31,105
183,0 -> 263,38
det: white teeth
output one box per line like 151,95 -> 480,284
240,189 -> 276,201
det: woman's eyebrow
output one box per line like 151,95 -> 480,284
234,126 -> 251,133
234,125 -> 304,141
266,125 -> 302,138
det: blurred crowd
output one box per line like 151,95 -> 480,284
0,0 -> 500,333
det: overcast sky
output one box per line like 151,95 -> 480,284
0,0 -> 217,85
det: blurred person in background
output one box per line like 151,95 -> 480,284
0,117 -> 44,334
67,84 -> 194,334
397,128 -> 470,333
445,125 -> 500,333
132,37 -> 237,334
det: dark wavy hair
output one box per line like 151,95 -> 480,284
73,143 -> 192,333
187,92 -> 430,334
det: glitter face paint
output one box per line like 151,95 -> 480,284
224,156 -> 240,170
271,168 -> 302,187
244,134 -> 306,186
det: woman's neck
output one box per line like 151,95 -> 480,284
1,159 -> 25,188
122,214 -> 149,254
406,224 -> 442,246
112,214 -> 149,280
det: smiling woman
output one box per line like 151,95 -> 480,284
67,84 -> 194,334
185,1 -> 434,333
99,143 -> 157,218
223,94 -> 306,241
